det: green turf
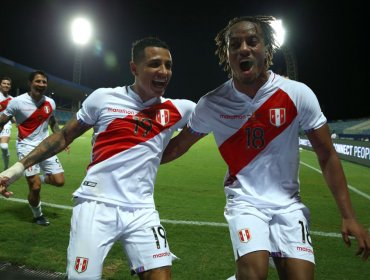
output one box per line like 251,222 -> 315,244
0,127 -> 369,279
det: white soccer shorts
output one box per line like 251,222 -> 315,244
0,122 -> 12,137
16,143 -> 64,176
224,204 -> 315,264
66,198 -> 173,279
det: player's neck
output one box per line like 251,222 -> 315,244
28,91 -> 43,102
233,71 -> 270,98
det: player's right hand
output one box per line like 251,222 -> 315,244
0,182 -> 13,198
0,162 -> 25,197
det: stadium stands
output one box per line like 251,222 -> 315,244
55,110 -> 75,125
328,118 -> 370,141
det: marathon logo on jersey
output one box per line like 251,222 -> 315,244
269,108 -> 286,127
156,109 -> 170,125
74,257 -> 88,273
238,228 -> 251,243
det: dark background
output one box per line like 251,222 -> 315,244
1,0 -> 369,121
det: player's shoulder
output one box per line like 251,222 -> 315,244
273,73 -> 314,95
44,95 -> 55,101
202,80 -> 232,100
89,86 -> 125,98
161,98 -> 196,115
192,80 -> 232,111
162,96 -> 195,106
10,92 -> 27,102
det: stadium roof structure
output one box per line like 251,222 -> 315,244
0,56 -> 93,104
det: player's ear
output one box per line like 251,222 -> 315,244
130,61 -> 138,76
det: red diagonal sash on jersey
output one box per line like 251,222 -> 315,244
89,100 -> 182,168
218,89 -> 297,176
18,101 -> 53,140
0,97 -> 12,112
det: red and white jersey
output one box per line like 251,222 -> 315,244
188,71 -> 327,209
0,91 -> 13,112
4,93 -> 55,146
0,91 -> 13,128
74,86 -> 195,208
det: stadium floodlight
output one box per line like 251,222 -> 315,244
270,19 -> 298,80
71,17 -> 93,84
71,17 -> 92,45
270,19 -> 285,47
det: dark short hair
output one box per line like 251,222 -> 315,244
0,77 -> 12,84
29,70 -> 48,82
131,37 -> 170,63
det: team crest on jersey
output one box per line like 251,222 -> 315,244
238,228 -> 251,243
74,257 -> 89,273
269,108 -> 286,127
43,105 -> 51,114
156,109 -> 170,125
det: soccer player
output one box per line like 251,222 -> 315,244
0,77 -> 14,170
0,70 -> 66,226
0,37 -> 195,279
161,16 -> 370,279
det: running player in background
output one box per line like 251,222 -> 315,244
161,15 -> 370,279
0,77 -> 15,170
0,70 -> 67,226
0,37 -> 195,279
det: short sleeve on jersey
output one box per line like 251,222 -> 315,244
188,97 -> 212,134
76,89 -> 104,125
172,99 -> 196,129
296,83 -> 327,131
3,96 -> 15,115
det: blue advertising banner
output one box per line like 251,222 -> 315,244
299,138 -> 370,167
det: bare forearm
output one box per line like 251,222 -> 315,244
319,154 -> 355,219
161,128 -> 204,164
308,124 -> 356,219
20,131 -> 69,168
49,115 -> 61,133
161,139 -> 189,164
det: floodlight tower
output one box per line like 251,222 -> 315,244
271,19 -> 298,80
71,17 -> 92,84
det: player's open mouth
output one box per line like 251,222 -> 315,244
239,60 -> 253,71
152,79 -> 167,88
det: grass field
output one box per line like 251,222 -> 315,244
0,127 -> 369,279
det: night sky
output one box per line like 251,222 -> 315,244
1,0 -> 369,121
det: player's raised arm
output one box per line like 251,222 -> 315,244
0,117 -> 91,196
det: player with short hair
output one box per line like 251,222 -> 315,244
0,37 -> 195,279
0,70 -> 66,226
161,15 -> 370,279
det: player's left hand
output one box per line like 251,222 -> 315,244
341,218 -> 370,260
